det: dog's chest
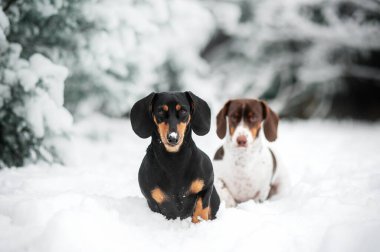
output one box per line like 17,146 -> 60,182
158,179 -> 198,215
219,148 -> 273,202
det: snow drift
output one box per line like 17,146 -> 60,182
0,116 -> 379,252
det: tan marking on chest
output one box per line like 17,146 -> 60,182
151,187 -> 167,204
189,179 -> 204,194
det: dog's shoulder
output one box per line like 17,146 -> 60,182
195,147 -> 213,170
185,147 -> 214,182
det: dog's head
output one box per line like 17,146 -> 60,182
216,99 -> 279,148
131,91 -> 211,153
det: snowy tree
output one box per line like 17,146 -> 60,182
4,0 -> 217,117
203,0 -> 380,119
4,0 -> 378,120
0,8 -> 72,168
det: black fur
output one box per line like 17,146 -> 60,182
130,92 -> 156,138
130,91 -> 220,221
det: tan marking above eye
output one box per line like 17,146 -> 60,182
175,104 -> 181,111
162,105 -> 169,111
151,187 -> 167,204
189,179 -> 204,194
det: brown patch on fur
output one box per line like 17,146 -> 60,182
154,116 -> 169,142
268,183 -> 279,199
162,105 -> 169,111
229,126 -> 235,136
175,104 -> 181,111
253,190 -> 261,200
213,146 -> 224,160
261,101 -> 279,142
151,187 -> 167,204
189,179 -> 204,194
267,148 -> 278,200
177,122 -> 187,142
192,197 -> 210,223
250,125 -> 261,139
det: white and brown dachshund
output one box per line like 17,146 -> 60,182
213,99 -> 287,207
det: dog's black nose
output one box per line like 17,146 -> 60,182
167,132 -> 179,145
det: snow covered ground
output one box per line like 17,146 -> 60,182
0,116 -> 379,252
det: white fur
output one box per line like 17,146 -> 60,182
214,122 -> 287,207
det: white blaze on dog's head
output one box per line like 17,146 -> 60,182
216,99 -> 279,148
230,121 -> 255,148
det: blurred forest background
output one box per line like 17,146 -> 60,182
1,0 -> 380,168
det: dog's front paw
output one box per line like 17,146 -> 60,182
192,198 -> 210,223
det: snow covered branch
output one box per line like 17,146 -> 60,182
0,9 -> 72,168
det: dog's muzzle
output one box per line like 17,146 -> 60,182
236,135 -> 247,147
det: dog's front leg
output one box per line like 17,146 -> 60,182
215,178 -> 236,208
192,185 -> 213,223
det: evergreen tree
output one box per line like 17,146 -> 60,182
0,7 -> 72,168
4,0 -> 216,117
203,0 -> 380,119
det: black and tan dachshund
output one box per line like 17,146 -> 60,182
130,91 -> 220,223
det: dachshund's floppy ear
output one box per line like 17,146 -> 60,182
130,92 -> 156,138
185,91 -> 211,136
260,101 -> 279,142
216,101 -> 230,139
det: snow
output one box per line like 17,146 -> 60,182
203,0 -> 380,117
0,85 -> 10,108
206,1 -> 241,35
66,0 -> 216,116
0,10 -> 9,52
0,116 -> 379,252
29,54 -> 69,106
1,52 -> 72,141
17,68 -> 39,92
23,90 -> 73,138
0,9 -> 9,32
